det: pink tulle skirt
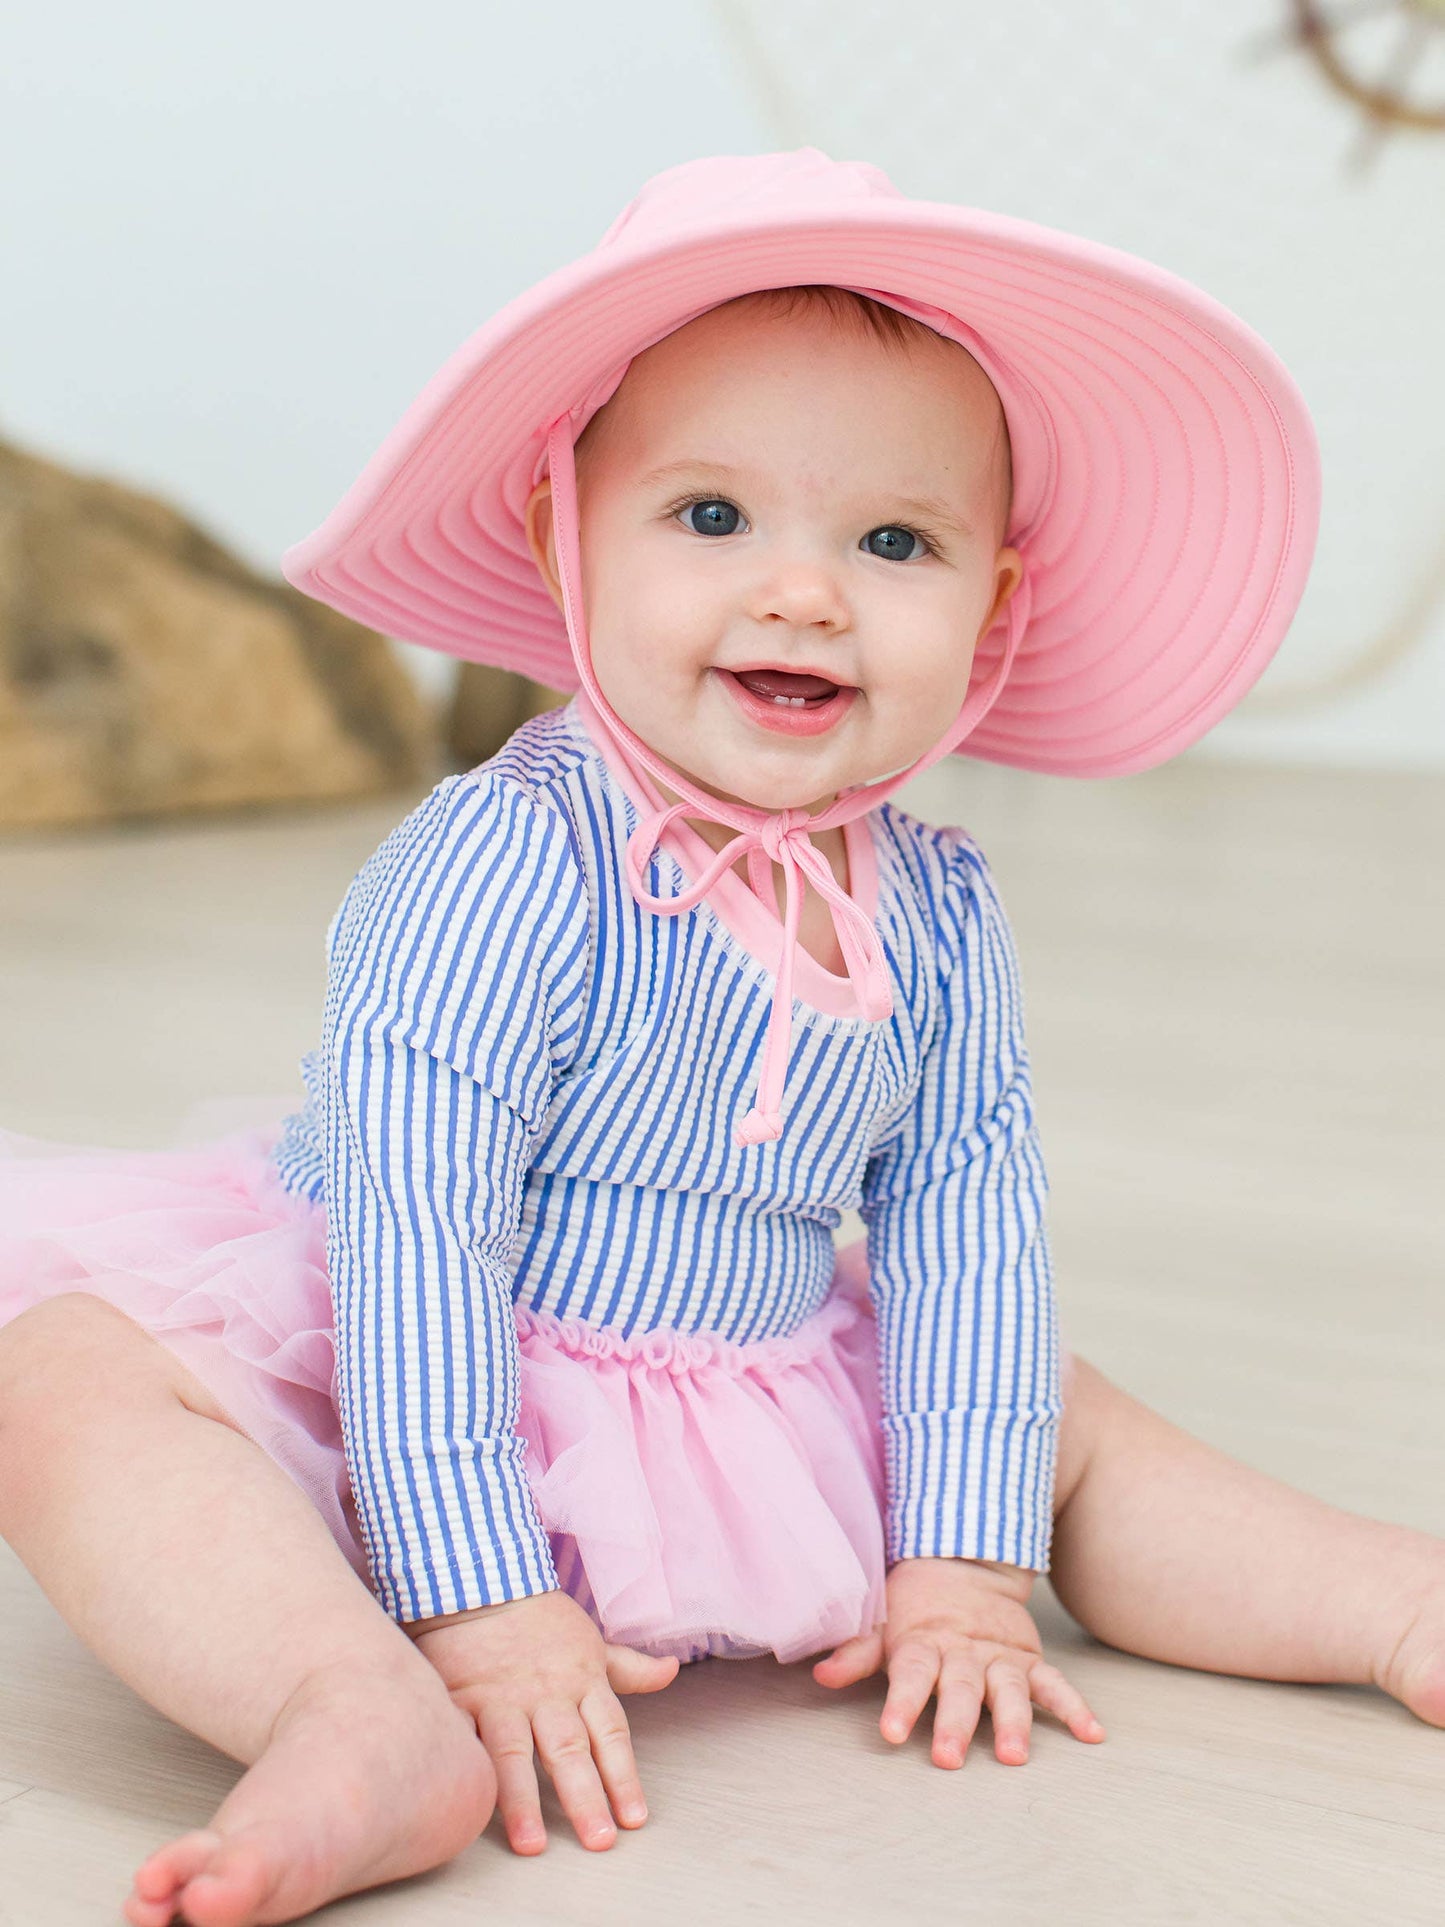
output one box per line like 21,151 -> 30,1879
0,1121 -> 886,1663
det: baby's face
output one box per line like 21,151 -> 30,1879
528,298 -> 1021,814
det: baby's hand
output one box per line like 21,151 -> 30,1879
813,1556 -> 1105,1767
408,1591 -> 678,1854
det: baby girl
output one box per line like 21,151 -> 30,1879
0,151 -> 1441,1927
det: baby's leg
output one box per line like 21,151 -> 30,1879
1049,1354 -> 1445,1723
0,1293 -> 495,1927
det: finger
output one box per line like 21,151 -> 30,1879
532,1701 -> 617,1852
879,1641 -> 942,1745
581,1685 -> 649,1829
813,1630 -> 885,1690
928,1665 -> 986,1769
604,1643 -> 680,1696
984,1659 -> 1035,1766
481,1710 -> 547,1856
1028,1660 -> 1107,1742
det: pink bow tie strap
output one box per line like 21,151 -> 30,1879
544,417 -> 1029,1149
624,802 -> 893,1145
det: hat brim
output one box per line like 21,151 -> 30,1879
281,200 -> 1319,778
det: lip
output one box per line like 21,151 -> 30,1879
715,667 -> 859,739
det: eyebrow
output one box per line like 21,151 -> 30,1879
891,495 -> 976,538
637,459 -> 746,490
638,461 -> 976,537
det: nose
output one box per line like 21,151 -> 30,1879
746,558 -> 849,634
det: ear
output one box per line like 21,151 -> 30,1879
524,478 -> 565,614
979,546 -> 1024,641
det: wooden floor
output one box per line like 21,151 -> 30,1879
0,751 -> 1442,1923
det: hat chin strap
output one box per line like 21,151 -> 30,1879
544,418 -> 1030,1147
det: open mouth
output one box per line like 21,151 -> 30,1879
717,666 -> 858,737
733,668 -> 843,708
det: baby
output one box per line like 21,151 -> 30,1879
0,152 -> 1441,1927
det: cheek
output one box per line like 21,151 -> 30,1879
870,586 -> 979,708
586,541 -> 725,690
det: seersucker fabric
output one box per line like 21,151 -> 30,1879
272,700 -> 1062,1625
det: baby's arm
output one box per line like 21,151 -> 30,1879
321,772 -> 672,1848
839,833 -> 1099,1764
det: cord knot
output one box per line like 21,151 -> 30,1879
755,808 -> 810,863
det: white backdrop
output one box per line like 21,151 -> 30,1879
4,0 -> 1442,766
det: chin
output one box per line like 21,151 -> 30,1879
737,789 -> 824,815
703,758 -> 833,814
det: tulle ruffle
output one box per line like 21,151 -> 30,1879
0,1122 -> 365,1572
0,1123 -> 886,1661
517,1287 -> 884,1662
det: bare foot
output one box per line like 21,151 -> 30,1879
122,1658 -> 496,1927
1375,1559 -> 1445,1728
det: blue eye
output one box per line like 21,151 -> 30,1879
863,526 -> 921,561
684,499 -> 742,537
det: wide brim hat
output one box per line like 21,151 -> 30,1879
282,149 -> 1320,778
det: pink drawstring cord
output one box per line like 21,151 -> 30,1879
544,418 -> 1030,1148
624,802 -> 886,1142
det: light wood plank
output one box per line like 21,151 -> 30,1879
0,758 -> 1441,1921
2,1661 -> 1440,1927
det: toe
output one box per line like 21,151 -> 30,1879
1377,1585 -> 1445,1727
1400,1649 -> 1445,1727
125,1831 -> 223,1925
124,1892 -> 180,1927
173,1831 -> 276,1927
133,1831 -> 223,1899
123,1898 -> 175,1927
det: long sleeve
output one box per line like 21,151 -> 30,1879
319,771 -> 590,1622
860,834 -> 1061,1573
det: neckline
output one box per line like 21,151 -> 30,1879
568,695 -> 882,1023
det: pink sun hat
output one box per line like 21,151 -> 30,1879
282,147 -> 1320,779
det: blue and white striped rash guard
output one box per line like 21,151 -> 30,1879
274,702 -> 1062,1624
